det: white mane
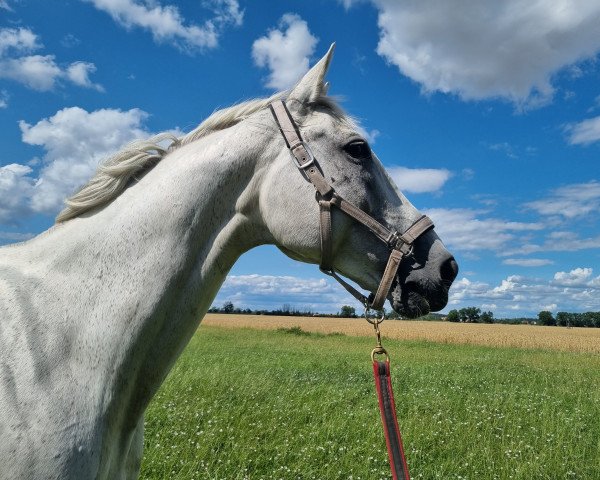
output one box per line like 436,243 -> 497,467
56,92 -> 285,222
56,92 -> 351,223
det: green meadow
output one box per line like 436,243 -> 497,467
140,325 -> 600,480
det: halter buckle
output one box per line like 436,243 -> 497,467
290,141 -> 315,169
386,231 -> 400,249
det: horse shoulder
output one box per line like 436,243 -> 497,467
1,246 -> 93,472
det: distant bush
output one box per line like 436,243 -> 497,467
277,326 -> 311,336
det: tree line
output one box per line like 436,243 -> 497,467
208,302 -> 446,320
537,310 -> 600,328
208,301 -> 352,318
447,307 -> 600,327
446,307 -> 494,323
210,302 -> 600,327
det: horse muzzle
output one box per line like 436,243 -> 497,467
390,255 -> 458,318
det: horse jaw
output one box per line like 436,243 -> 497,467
390,283 -> 433,319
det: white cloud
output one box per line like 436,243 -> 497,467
0,107 -> 150,224
0,107 -> 188,225
16,107 -> 150,215
425,208 -> 544,253
211,0 -> 243,27
553,267 -> 593,286
388,166 -> 451,194
0,90 -> 8,108
213,274 -> 363,313
0,164 -> 35,224
524,181 -> 600,219
0,55 -> 62,91
66,62 -> 104,91
0,27 -> 102,92
252,13 -> 318,90
429,202 -> 600,258
0,27 -> 39,56
447,277 -> 490,304
212,263 -> 599,318
0,0 -> 10,9
503,258 -> 554,267
487,181 -> 600,256
502,231 -> 600,257
449,268 -> 600,315
369,0 -> 600,108
85,0 -> 242,52
565,115 -> 600,145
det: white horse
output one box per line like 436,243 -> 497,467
0,46 -> 457,479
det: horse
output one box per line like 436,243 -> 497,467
0,45 -> 457,479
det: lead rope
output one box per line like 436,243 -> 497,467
367,310 -> 411,480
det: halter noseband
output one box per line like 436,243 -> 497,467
269,100 -> 434,311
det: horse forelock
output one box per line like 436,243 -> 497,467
55,93 -> 350,224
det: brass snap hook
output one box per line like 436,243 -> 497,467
371,346 -> 389,363
365,307 -> 388,361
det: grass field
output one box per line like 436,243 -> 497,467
140,318 -> 600,479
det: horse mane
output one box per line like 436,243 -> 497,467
55,93 -> 348,223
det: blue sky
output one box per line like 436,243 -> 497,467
1,0 -> 600,317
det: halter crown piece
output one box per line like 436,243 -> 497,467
269,100 -> 434,311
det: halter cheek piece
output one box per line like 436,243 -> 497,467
269,100 -> 434,311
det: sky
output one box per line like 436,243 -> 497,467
1,0 -> 600,318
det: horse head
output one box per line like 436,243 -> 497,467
259,45 -> 458,318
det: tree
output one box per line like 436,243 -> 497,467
583,312 -> 600,328
339,305 -> 357,318
480,311 -> 494,323
222,301 -> 234,314
447,309 -> 460,322
556,311 -> 571,327
459,307 -> 481,323
538,310 -> 555,326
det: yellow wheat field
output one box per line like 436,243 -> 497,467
202,313 -> 600,354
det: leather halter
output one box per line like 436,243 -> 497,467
269,100 -> 434,311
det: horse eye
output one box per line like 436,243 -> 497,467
343,140 -> 372,160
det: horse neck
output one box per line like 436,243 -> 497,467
21,123 -> 273,417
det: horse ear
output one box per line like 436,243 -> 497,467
287,43 -> 335,105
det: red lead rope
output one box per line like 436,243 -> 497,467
373,358 -> 411,480
368,314 -> 411,479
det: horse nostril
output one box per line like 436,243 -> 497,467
440,256 -> 459,283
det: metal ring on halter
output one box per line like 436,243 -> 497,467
365,308 -> 386,325
396,241 -> 414,257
